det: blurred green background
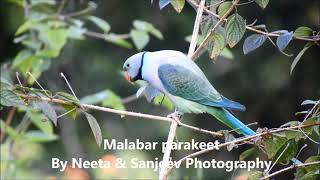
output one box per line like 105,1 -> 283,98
0,0 -> 319,179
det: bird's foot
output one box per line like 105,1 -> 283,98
167,111 -> 183,126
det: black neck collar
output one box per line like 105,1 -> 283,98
133,52 -> 146,81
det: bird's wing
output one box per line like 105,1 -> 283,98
158,64 -> 246,111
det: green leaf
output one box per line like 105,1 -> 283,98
273,139 -> 298,164
30,0 -> 56,5
302,117 -> 320,136
56,92 -> 81,106
263,135 -> 288,159
24,130 -> 58,143
225,13 -> 246,47
87,16 -> 111,33
102,90 -> 125,110
201,16 -> 225,36
47,28 -> 67,57
184,34 -> 205,45
0,89 -> 24,107
81,90 -> 109,105
170,0 -> 185,13
218,1 -> 232,17
220,48 -> 234,59
153,94 -> 174,111
209,33 -> 225,60
15,21 -> 32,35
103,33 -> 132,49
133,20 -> 163,39
0,67 -> 13,87
276,31 -> 293,50
28,111 -> 54,135
84,112 -> 102,147
62,104 -> 78,120
239,147 -> 256,161
255,0 -> 269,9
243,34 -> 267,54
130,30 -> 150,50
295,156 -> 320,180
247,170 -> 264,180
31,100 -> 57,126
67,26 -> 87,40
290,42 -> 313,74
0,120 -> 20,140
294,26 -> 313,37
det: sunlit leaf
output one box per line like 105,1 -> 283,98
67,26 -> 87,40
243,34 -> 267,54
209,33 -> 225,60
102,90 -> 125,110
170,0 -> 185,13
103,33 -> 132,49
225,13 -> 246,47
84,112 -> 102,147
47,28 -> 67,57
247,170 -> 264,180
62,104 -> 78,120
294,26 -> 313,37
133,20 -> 163,39
15,21 -> 32,35
276,31 -> 293,50
30,0 -> 56,5
87,16 -> 111,33
80,90 -> 109,105
130,30 -> 150,50
153,94 -> 174,111
218,1 -> 232,17
220,47 -> 234,59
255,0 -> 269,9
290,42 -> 313,74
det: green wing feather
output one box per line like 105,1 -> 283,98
158,64 -> 245,111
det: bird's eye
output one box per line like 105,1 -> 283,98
126,63 -> 130,67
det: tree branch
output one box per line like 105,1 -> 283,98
261,161 -> 320,180
163,122 -> 320,177
191,0 -> 240,60
187,0 -> 320,46
17,93 -> 223,137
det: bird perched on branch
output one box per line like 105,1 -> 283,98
123,50 -> 255,136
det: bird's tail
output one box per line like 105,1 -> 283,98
206,107 -> 255,136
207,107 -> 302,164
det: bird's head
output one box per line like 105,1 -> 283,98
123,52 -> 146,84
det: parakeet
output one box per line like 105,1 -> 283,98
123,50 -> 255,136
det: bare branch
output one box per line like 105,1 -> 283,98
16,93 -> 223,137
261,161 -> 320,180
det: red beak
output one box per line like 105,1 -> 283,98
124,72 -> 134,85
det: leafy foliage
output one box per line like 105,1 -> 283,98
225,13 -> 246,47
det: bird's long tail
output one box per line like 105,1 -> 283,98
206,107 -> 302,164
206,107 -> 255,136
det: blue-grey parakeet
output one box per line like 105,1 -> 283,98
123,50 -> 255,136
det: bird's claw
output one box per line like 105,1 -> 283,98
167,111 -> 183,126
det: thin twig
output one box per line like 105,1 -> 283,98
0,107 -> 16,142
163,122 -> 320,177
261,161 -> 320,180
159,1 -> 206,179
16,93 -> 223,137
191,0 -> 240,60
187,0 -> 320,44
